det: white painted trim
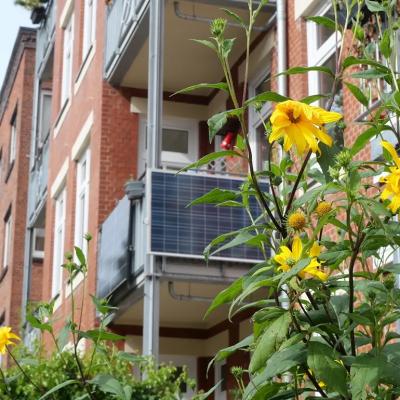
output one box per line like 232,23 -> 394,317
50,158 -> 69,199
71,112 -> 93,160
60,0 -> 75,28
74,42 -> 96,95
54,99 -> 71,138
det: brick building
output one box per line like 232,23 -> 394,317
1,0 -> 391,398
0,27 -> 37,363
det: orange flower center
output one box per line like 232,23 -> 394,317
287,109 -> 300,123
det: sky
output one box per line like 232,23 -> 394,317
0,0 -> 33,88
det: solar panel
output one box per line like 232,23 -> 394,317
151,170 -> 269,262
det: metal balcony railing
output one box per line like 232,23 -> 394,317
104,0 -> 149,77
96,169 -> 268,300
27,140 -> 49,224
35,0 -> 56,76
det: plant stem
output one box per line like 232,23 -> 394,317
7,348 -> 43,395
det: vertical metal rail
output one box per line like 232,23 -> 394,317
142,0 -> 164,360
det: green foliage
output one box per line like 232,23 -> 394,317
178,0 -> 400,399
0,349 -> 191,400
14,0 -> 43,10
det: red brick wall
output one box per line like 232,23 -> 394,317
0,44 -> 35,336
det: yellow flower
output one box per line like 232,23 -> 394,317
287,212 -> 307,231
380,141 -> 400,213
0,327 -> 20,354
269,100 -> 342,155
315,201 -> 332,217
274,237 -> 327,281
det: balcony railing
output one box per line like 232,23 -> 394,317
35,0 -> 56,76
27,140 -> 49,224
104,0 -> 149,78
96,169 -> 268,300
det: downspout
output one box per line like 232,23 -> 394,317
276,0 -> 288,310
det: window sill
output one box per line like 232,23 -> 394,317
74,42 -> 96,95
5,161 -> 14,183
0,266 -> 8,285
54,99 -> 71,138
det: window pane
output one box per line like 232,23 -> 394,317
162,129 -> 189,153
40,94 -> 52,142
256,73 -> 271,95
316,6 -> 335,48
257,124 -> 269,170
319,54 -> 343,113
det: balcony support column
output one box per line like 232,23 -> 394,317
143,0 -> 165,360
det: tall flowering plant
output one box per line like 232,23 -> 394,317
178,1 -> 400,398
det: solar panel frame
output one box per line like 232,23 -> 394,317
150,169 -> 270,263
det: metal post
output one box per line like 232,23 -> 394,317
143,0 -> 164,360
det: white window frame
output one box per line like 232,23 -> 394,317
52,188 -> 66,298
37,90 -> 52,150
9,114 -> 17,165
249,69 -> 272,171
74,147 -> 91,256
61,14 -> 74,107
138,116 -> 198,173
3,212 -> 12,269
32,228 -> 45,259
214,360 -> 227,400
307,3 -> 338,99
82,0 -> 96,59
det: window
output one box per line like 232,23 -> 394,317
74,148 -> 90,255
9,112 -> 17,166
3,211 -> 12,269
32,228 -> 45,259
249,69 -> 272,170
82,0 -> 96,58
52,188 -> 66,297
138,117 -> 198,173
37,91 -> 52,151
61,15 -> 74,107
307,4 -> 343,113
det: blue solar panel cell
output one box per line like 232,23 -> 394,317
151,171 -> 269,262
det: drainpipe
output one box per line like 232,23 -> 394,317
142,0 -> 164,361
276,0 -> 288,310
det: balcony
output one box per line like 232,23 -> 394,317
27,139 -> 49,226
35,0 -> 56,77
97,169 -> 268,302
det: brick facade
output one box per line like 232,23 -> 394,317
0,28 -> 37,348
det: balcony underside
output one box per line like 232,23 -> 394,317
107,0 -> 275,95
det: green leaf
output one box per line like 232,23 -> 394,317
173,82 -> 229,96
307,341 -> 349,397
39,380 -> 79,400
351,355 -> 384,400
221,38 -> 235,58
191,39 -> 217,52
212,335 -> 253,363
74,246 -> 86,266
188,188 -> 238,206
306,16 -> 336,30
300,94 -> 328,105
276,66 -> 334,78
79,330 -> 125,342
249,312 -> 291,373
342,56 -> 391,73
205,277 -> 243,317
89,374 -> 128,399
207,108 -> 243,142
365,0 -> 386,12
196,381 -> 222,400
351,69 -> 389,80
382,263 -> 400,274
350,127 -> 379,156
243,379 -> 281,400
278,258 -> 311,288
178,150 -> 242,173
380,29 -> 392,59
345,82 -> 369,107
222,8 -> 246,28
245,91 -> 289,106
26,314 -> 52,333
